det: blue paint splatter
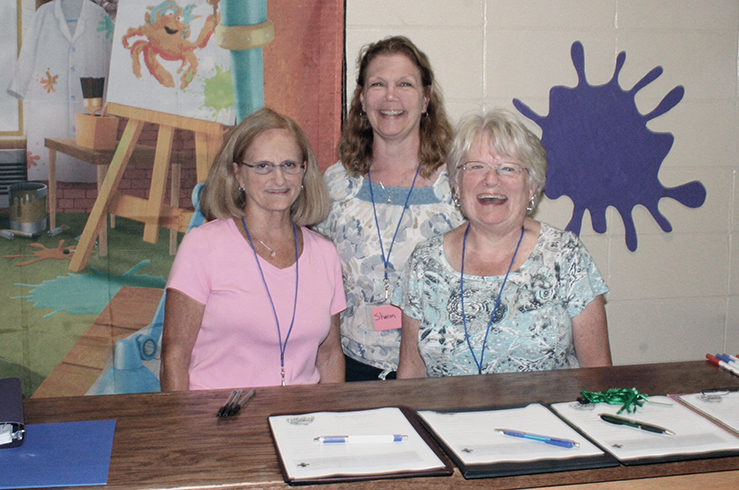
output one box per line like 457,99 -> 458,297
15,260 -> 166,318
514,41 -> 706,251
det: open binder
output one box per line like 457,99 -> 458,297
551,395 -> 739,465
0,378 -> 25,449
417,403 -> 618,479
673,391 -> 739,438
268,406 -> 453,485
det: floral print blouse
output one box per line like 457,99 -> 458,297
315,162 -> 463,375
393,223 -> 608,377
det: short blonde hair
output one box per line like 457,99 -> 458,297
200,108 -> 329,226
448,109 -> 547,206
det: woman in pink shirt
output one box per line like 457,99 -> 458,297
161,109 -> 346,391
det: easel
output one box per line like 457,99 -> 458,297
68,102 -> 227,272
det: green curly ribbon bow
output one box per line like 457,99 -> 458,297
578,388 -> 649,414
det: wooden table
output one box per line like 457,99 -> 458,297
23,361 -> 739,489
44,137 -> 185,257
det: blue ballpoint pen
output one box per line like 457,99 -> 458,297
495,429 -> 580,448
717,354 -> 737,364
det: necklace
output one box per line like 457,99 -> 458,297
242,217 -> 299,386
377,181 -> 392,204
460,224 -> 524,374
257,238 -> 276,257
367,164 -> 421,301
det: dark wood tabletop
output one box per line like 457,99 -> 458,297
23,361 -> 739,489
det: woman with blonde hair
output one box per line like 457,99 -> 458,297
161,108 -> 346,390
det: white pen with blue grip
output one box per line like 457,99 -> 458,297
314,434 -> 408,444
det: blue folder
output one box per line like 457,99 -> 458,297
0,419 -> 116,489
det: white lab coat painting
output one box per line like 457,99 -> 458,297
106,0 -> 234,125
8,0 -> 113,183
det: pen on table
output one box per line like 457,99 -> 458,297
226,388 -> 256,417
313,434 -> 408,444
598,413 -> 675,435
216,390 -> 239,417
495,429 -> 579,448
728,354 -> 739,363
226,389 -> 242,416
706,354 -> 739,377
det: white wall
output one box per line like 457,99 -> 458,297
346,0 -> 739,365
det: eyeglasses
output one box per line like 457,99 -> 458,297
238,160 -> 305,175
457,161 -> 528,179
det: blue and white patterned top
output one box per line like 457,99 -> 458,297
315,162 -> 463,373
393,223 -> 608,377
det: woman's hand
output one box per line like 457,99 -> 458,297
572,295 -> 613,368
397,313 -> 427,378
160,288 -> 206,391
317,314 -> 345,383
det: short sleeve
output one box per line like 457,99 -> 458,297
166,226 -> 213,305
314,161 -> 360,237
328,238 -> 348,316
559,233 -> 608,318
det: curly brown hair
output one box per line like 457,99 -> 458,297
338,36 -> 452,180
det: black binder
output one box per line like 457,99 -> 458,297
0,378 -> 25,449
268,406 -> 454,485
417,403 -> 619,479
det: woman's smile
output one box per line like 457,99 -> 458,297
476,192 -> 508,205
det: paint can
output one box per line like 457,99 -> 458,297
9,182 -> 47,237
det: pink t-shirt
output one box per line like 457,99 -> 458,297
166,219 -> 346,390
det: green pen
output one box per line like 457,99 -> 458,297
598,413 -> 675,435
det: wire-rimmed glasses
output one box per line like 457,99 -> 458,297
457,161 -> 527,179
238,160 -> 305,175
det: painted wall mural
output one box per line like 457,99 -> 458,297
1,0 -> 345,399
514,42 -> 707,251
108,0 -> 234,124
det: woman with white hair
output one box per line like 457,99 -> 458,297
395,109 -> 612,378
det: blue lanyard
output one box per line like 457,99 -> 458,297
367,165 -> 421,301
460,224 -> 524,374
242,217 -> 299,386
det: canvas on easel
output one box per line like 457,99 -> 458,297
106,0 -> 235,125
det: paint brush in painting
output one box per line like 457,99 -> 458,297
80,77 -> 106,115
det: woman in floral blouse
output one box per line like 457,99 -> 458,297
395,109 -> 612,378
315,36 -> 463,381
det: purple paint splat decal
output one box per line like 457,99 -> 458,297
513,41 -> 706,251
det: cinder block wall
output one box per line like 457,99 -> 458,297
345,0 -> 739,365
